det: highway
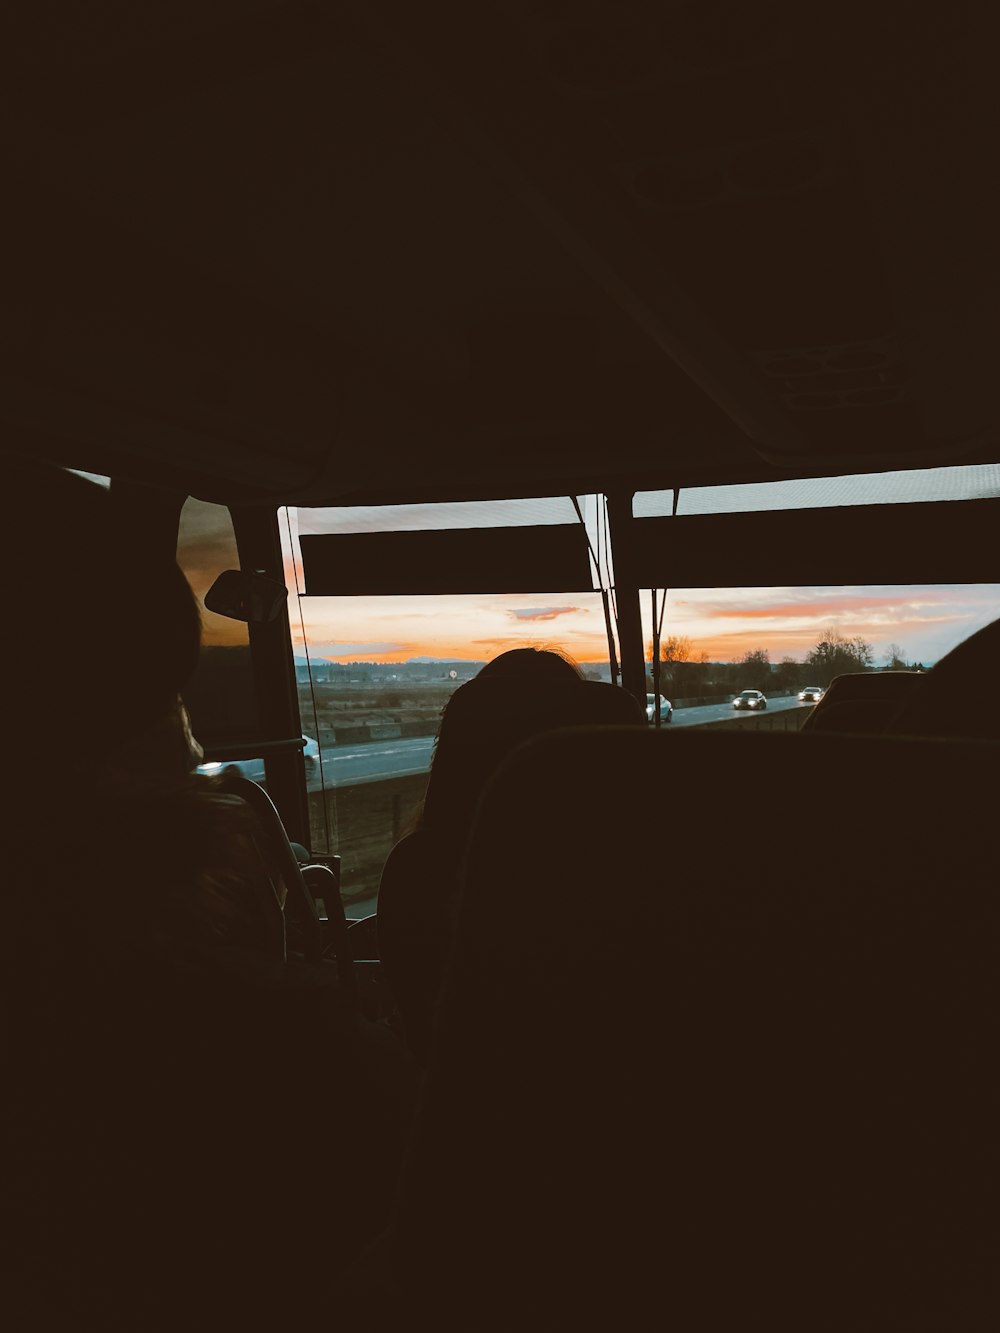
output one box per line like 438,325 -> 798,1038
308,735 -> 436,790
203,696 -> 814,791
303,695 -> 811,788
671,694 -> 808,729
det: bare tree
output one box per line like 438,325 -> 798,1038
735,647 -> 771,690
646,635 -> 695,697
660,635 -> 692,667
807,629 -> 874,684
774,655 -> 804,691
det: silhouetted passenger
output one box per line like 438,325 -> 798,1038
421,646 -> 584,838
477,645 -> 583,682
3,462 -> 412,1331
377,648 -> 643,1060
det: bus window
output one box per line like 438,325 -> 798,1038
280,498 -> 613,912
640,583 -> 1000,730
633,470 -> 1000,729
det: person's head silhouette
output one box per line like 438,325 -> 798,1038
4,459 -> 202,791
476,646 -> 582,683
422,648 -> 584,836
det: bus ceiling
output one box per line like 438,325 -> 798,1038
3,4 -> 998,506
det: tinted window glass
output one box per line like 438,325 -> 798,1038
282,502 -> 613,911
640,584 -> 1000,729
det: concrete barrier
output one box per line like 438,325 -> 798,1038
316,719 -> 439,746
402,720 -> 438,740
329,724 -> 371,746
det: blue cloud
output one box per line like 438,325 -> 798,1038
507,607 -> 583,622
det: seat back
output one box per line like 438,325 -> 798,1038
378,679 -> 644,1057
887,614 -> 1000,740
800,670 -> 923,733
390,727 -> 999,1330
376,830 -> 453,1056
804,696 -> 901,733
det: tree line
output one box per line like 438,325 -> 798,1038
645,631 -> 924,700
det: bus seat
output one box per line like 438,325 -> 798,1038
886,614 -> 1000,740
800,670 -> 923,733
212,772 -> 361,1009
377,828 -> 452,1058
803,696 -> 902,734
12,819 -> 416,1332
419,676 -> 645,834
389,727 -> 999,1330
377,679 -> 644,1059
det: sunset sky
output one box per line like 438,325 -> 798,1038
286,583 -> 1000,668
175,470 -> 1000,668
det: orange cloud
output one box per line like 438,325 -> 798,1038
465,634 -> 605,661
320,646 -> 419,663
693,629 -> 835,658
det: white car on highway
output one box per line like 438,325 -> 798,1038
198,736 -> 319,782
733,690 -> 767,711
645,694 -> 673,724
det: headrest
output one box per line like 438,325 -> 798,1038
804,697 -> 904,735
800,670 -> 923,733
437,676 -> 644,742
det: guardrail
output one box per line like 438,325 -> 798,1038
690,708 -> 811,734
